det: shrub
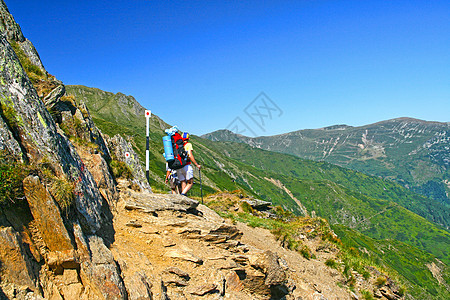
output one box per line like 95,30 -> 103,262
109,159 -> 133,179
325,258 -> 338,269
49,177 -> 74,213
0,157 -> 28,207
240,201 -> 254,213
375,276 -> 387,287
361,290 -> 375,300
288,239 -> 301,251
300,245 -> 313,260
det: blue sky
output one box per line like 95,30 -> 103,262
7,0 -> 450,136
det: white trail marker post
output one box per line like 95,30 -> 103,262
145,110 -> 151,184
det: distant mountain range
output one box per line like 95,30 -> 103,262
203,118 -> 450,207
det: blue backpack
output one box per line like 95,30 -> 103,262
163,132 -> 189,170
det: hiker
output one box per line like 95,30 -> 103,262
177,132 -> 201,196
165,163 -> 180,194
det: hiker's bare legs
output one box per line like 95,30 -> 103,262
181,178 -> 194,195
180,181 -> 187,194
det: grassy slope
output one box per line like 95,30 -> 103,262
202,140 -> 450,229
276,176 -> 450,264
204,122 -> 450,208
334,225 -> 450,299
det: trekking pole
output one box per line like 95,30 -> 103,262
199,169 -> 203,204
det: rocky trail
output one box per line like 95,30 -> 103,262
109,182 -> 352,300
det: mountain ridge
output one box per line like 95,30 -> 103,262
203,118 -> 450,208
205,117 -> 449,138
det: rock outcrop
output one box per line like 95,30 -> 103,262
113,189 -> 296,299
1,2 -> 126,298
1,31 -> 110,236
108,134 -> 152,193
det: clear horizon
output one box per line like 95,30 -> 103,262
6,0 -> 450,137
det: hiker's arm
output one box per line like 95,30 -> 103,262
165,170 -> 171,182
188,151 -> 201,169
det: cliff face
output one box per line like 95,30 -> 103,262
0,10 -> 112,237
0,1 -> 140,298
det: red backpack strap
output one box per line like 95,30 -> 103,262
172,132 -> 184,148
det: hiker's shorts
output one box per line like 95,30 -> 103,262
177,165 -> 194,182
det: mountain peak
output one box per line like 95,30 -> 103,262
376,117 -> 448,126
202,129 -> 248,141
320,124 -> 353,131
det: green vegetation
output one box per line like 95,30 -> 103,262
109,159 -> 133,180
361,290 -> 375,300
333,225 -> 449,299
9,40 -> 45,82
48,176 -> 75,213
375,276 -> 387,287
202,140 -> 450,229
204,120 -> 450,208
38,159 -> 75,214
269,175 -> 450,265
240,200 -> 254,214
186,139 -> 450,269
0,98 -> 23,134
205,193 -> 402,296
0,156 -> 28,207
206,193 -> 322,259
325,258 -> 338,269
58,116 -> 100,153
0,155 -> 75,215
